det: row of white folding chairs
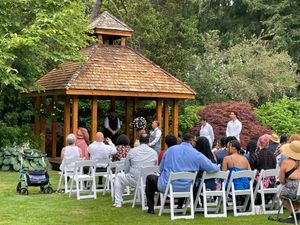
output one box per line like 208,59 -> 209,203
140,169 -> 282,220
57,157 -> 126,199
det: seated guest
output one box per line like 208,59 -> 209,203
195,136 -> 217,191
113,133 -> 157,208
113,134 -> 131,162
249,134 -> 276,171
215,136 -> 236,165
75,127 -> 90,160
268,133 -> 280,154
88,132 -> 117,184
278,134 -> 300,166
145,133 -> 219,214
245,137 -> 258,160
60,134 -> 83,171
279,141 -> 300,223
158,134 -> 178,165
249,134 -> 276,204
222,140 -> 251,190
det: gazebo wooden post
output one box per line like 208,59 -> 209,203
172,99 -> 179,137
125,97 -> 131,138
72,96 -> 79,135
156,99 -> 162,127
40,96 -> 47,153
34,96 -> 41,142
51,96 -> 58,157
132,97 -> 138,143
91,96 -> 98,141
163,99 -> 169,149
63,96 -> 71,146
110,96 -> 116,111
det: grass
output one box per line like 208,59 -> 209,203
0,170 -> 286,225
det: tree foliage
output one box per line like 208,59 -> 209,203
256,96 -> 300,136
191,102 -> 272,148
0,0 -> 91,93
190,31 -> 298,105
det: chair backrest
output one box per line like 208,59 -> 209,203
139,166 -> 160,182
261,169 -> 279,179
226,169 -> 257,195
61,157 -> 83,171
165,172 -> 197,192
203,171 -> 229,181
74,160 -> 96,168
94,158 -> 111,168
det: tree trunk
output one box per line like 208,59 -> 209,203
91,0 -> 102,20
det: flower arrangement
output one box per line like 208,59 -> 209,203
131,117 -> 147,130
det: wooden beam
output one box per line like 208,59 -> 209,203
66,89 -> 195,99
125,97 -> 131,137
156,99 -> 162,128
95,28 -> 132,37
72,96 -> 79,135
34,96 -> 41,142
40,96 -> 46,153
172,99 -> 179,137
51,96 -> 57,157
24,89 -> 66,97
63,96 -> 71,146
163,99 -> 169,150
91,96 -> 98,142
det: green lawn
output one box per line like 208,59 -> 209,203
0,171 -> 286,225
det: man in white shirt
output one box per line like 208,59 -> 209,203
199,116 -> 214,148
149,120 -> 162,154
226,111 -> 242,141
88,132 -> 117,184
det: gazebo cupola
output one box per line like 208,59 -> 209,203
89,11 -> 133,46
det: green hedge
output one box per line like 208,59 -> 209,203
256,96 -> 300,135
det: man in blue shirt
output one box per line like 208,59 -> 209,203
145,133 -> 219,214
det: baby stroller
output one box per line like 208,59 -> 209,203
16,150 -> 53,195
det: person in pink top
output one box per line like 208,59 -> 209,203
75,127 -> 90,160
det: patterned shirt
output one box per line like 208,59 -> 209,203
113,145 -> 131,161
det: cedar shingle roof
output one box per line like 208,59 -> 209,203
89,11 -> 133,32
36,45 -> 196,98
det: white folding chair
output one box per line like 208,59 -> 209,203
159,172 -> 197,220
69,160 -> 97,200
132,166 -> 160,210
103,160 -> 125,199
194,171 -> 229,217
254,169 -> 282,214
57,157 -> 82,193
93,158 -> 111,193
226,170 -> 256,216
279,182 -> 300,225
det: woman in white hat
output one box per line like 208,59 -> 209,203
279,141 -> 300,222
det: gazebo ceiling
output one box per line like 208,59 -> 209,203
35,44 -> 196,99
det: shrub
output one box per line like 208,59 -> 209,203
191,102 -> 272,148
179,105 -> 202,136
256,96 -> 300,136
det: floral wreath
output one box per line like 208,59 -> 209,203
131,117 -> 147,130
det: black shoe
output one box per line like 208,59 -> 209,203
147,208 -> 155,214
278,217 -> 296,224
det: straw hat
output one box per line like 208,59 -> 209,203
281,141 -> 300,160
270,134 -> 280,144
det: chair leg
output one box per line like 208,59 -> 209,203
159,192 -> 167,216
141,185 -> 146,210
132,183 -> 139,208
289,199 -> 298,225
190,191 -> 194,219
76,179 -> 80,200
170,191 -> 175,220
69,176 -> 74,197
57,172 -> 63,192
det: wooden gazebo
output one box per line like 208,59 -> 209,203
28,11 -> 196,157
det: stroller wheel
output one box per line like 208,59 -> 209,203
16,182 -> 21,192
45,187 -> 53,194
19,188 -> 29,195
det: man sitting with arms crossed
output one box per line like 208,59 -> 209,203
113,133 -> 157,207
145,133 -> 220,214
